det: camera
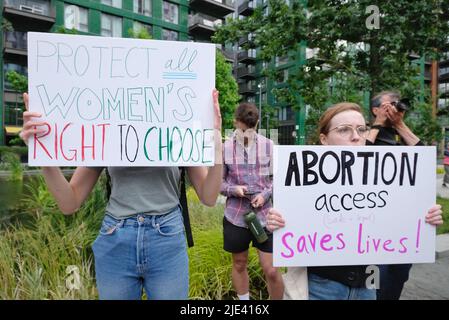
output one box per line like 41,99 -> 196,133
390,98 -> 409,112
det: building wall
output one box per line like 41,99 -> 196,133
1,0 -> 192,145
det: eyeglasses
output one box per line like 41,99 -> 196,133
328,125 -> 370,138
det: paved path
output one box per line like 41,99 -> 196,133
437,173 -> 449,199
401,173 -> 449,300
401,256 -> 449,300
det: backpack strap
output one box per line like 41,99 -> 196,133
180,168 -> 194,247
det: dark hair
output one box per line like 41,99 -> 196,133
370,91 -> 401,109
318,102 -> 364,135
234,102 -> 259,128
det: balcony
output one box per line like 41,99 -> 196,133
238,33 -> 256,48
3,0 -> 55,26
221,49 -> 234,63
189,0 -> 234,19
3,31 -> 28,57
237,50 -> 257,64
439,87 -> 449,99
239,81 -> 257,94
237,65 -> 256,79
188,14 -> 222,40
440,70 -> 449,82
4,104 -> 24,128
238,0 -> 256,16
440,58 -> 449,69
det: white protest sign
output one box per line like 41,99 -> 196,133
273,145 -> 436,267
27,32 -> 216,166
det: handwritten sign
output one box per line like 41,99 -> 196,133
27,32 -> 216,166
273,145 -> 436,267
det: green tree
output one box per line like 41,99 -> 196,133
54,25 -> 79,34
5,71 -> 28,93
215,50 -> 240,131
214,0 -> 449,143
128,27 -> 152,39
1,18 -> 13,32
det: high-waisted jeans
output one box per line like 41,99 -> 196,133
92,206 -> 188,300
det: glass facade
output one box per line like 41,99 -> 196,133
101,13 -> 122,37
163,1 -> 178,24
64,4 -> 88,32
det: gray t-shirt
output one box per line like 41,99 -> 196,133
101,167 -> 181,219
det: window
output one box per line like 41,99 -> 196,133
275,55 -> 289,67
134,0 -> 152,16
275,69 -> 289,85
133,21 -> 152,36
248,49 -> 257,58
64,4 -> 88,32
247,80 -> 256,89
163,1 -> 178,24
101,0 -> 122,8
4,31 -> 27,50
162,29 -> 178,41
278,107 -> 288,121
5,102 -> 24,126
263,6 -> 269,16
101,13 -> 122,37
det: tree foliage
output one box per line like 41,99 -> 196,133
5,71 -> 28,94
214,0 -> 449,143
215,50 -> 240,131
127,27 -> 152,40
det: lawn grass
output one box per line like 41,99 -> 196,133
0,178 -> 269,299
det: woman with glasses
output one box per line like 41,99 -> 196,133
266,102 -> 443,300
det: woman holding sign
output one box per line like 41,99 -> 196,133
19,90 -> 223,300
266,102 -> 444,300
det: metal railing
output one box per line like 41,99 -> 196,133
4,31 -> 28,51
188,14 -> 222,28
4,0 -> 53,17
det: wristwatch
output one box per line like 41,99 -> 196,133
370,124 -> 383,130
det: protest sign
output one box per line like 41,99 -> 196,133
27,32 -> 216,166
273,145 -> 436,267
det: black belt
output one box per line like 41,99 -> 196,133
308,265 -> 372,288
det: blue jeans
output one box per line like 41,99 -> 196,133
308,273 -> 376,300
376,264 -> 412,300
92,206 -> 189,300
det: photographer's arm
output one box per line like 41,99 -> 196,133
386,106 -> 421,146
367,104 -> 388,144
394,121 -> 421,146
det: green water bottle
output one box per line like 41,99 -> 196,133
244,212 -> 268,243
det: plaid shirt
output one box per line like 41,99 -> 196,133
220,131 -> 273,228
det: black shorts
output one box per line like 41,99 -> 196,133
223,217 -> 273,253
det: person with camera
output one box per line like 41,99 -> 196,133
367,91 -> 421,147
367,91 -> 424,300
220,103 -> 284,300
